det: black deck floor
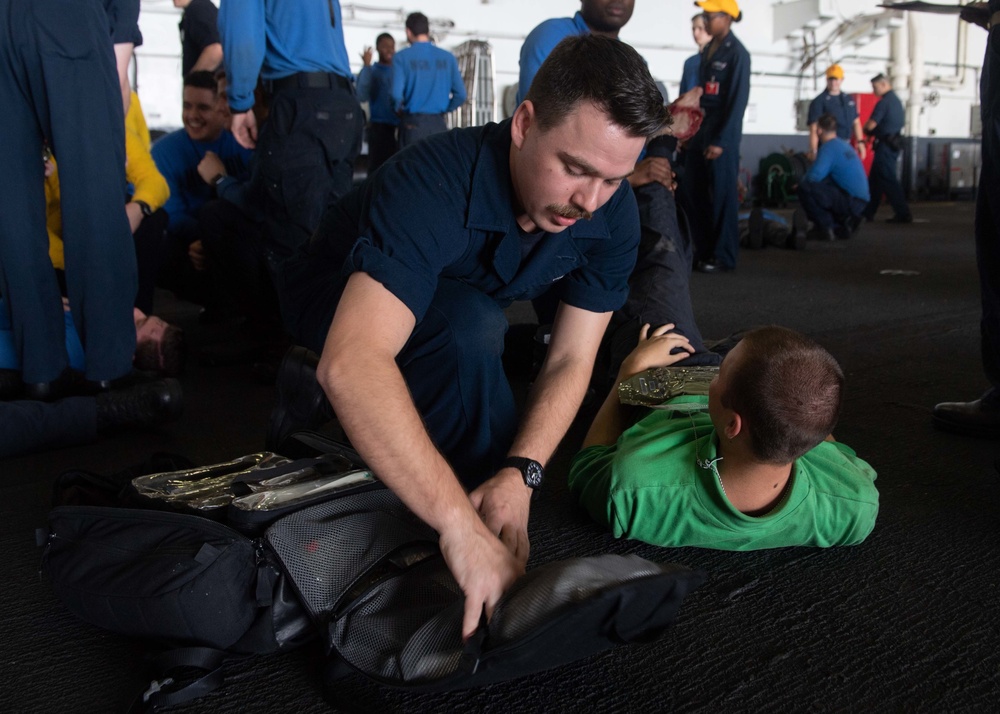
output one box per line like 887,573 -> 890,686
4,200 -> 998,713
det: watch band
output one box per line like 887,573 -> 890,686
134,200 -> 152,217
500,456 -> 544,489
211,173 -> 227,187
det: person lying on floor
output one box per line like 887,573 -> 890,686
568,324 -> 878,550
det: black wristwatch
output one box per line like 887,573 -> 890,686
500,456 -> 544,490
211,173 -> 227,188
134,200 -> 153,217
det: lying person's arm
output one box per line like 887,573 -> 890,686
582,323 -> 693,448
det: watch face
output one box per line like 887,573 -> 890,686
524,461 -> 544,489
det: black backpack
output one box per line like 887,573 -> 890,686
39,437 -> 706,711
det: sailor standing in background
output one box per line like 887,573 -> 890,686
679,12 -> 711,95
683,0 -> 751,274
807,64 -> 866,162
862,73 -> 912,224
391,12 -> 467,149
357,33 -> 399,174
933,1 -> 1000,437
0,0 -> 139,395
219,0 -> 364,261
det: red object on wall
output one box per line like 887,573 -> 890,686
853,92 -> 878,176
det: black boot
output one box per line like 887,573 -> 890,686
266,346 -> 335,451
96,379 -> 184,432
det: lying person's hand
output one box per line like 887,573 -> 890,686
438,514 -> 524,642
705,145 -> 724,160
628,156 -> 676,191
618,323 -> 694,380
469,468 -> 532,568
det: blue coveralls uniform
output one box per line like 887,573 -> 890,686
356,62 -> 399,174
219,0 -> 364,261
280,120 -> 640,487
390,42 -> 467,149
863,89 -> 911,221
679,52 -> 702,95
516,11 -> 590,104
683,31 -> 751,269
0,0 -> 139,384
977,0 -> 1000,402
807,90 -> 859,142
797,137 -> 871,231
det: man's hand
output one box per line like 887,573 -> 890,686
124,202 -> 143,234
438,516 -> 524,641
188,239 -> 208,271
618,323 -> 694,380
856,142 -> 867,161
628,156 -> 676,191
361,46 -> 373,66
705,145 -> 724,160
231,111 -> 258,150
197,151 -> 227,185
469,469 -> 532,568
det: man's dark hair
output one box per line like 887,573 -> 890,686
184,70 -> 218,94
406,12 -> 429,36
524,35 -> 669,139
871,73 -> 888,84
135,324 -> 187,377
720,326 -> 844,464
376,32 -> 394,46
817,113 -> 838,135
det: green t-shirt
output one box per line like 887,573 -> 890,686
568,396 -> 879,551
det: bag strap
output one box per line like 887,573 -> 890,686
126,647 -> 233,713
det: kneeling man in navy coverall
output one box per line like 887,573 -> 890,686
281,35 -> 668,639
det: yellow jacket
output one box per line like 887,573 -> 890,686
47,92 -> 169,269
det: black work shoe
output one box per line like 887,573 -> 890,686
845,214 -> 863,235
885,214 -> 913,224
23,368 -> 86,401
96,379 -> 183,432
694,259 -> 733,274
786,207 -> 808,250
932,398 -> 1000,438
266,346 -> 334,451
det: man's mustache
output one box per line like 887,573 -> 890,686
546,204 -> 592,221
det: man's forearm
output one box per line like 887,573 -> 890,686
507,353 -> 593,464
319,346 -> 476,535
192,43 -> 223,73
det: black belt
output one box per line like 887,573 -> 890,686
266,71 -> 352,93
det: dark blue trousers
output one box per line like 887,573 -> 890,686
797,179 -> 866,230
978,22 -> 1000,398
398,113 -> 448,149
257,83 -> 363,260
366,121 -> 399,175
0,0 -> 137,383
289,276 -> 516,489
0,397 -> 96,458
595,180 -> 720,391
864,144 -> 911,220
682,145 -> 742,269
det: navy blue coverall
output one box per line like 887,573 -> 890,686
977,0 -> 1000,402
280,121 -> 640,487
682,31 -> 751,270
0,0 -> 138,384
864,89 -> 911,221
